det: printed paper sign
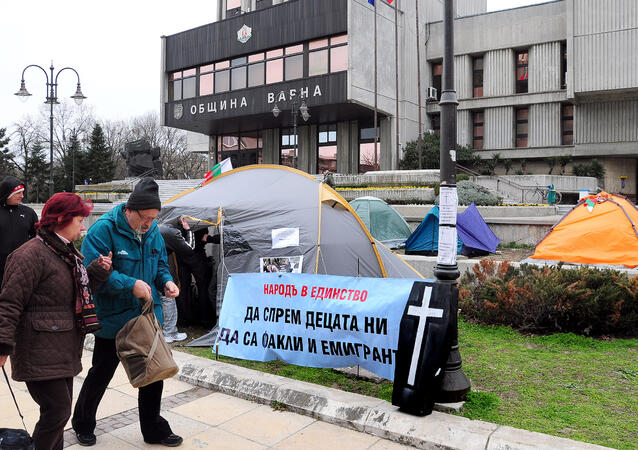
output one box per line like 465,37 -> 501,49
216,273 -> 433,380
437,226 -> 457,265
272,228 -> 299,249
439,186 -> 458,226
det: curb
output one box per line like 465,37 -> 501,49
169,350 -> 609,450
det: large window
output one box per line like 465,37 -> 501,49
472,111 -> 484,150
358,124 -> 380,173
473,56 -> 484,98
516,50 -> 529,94
318,124 -> 338,173
217,132 -> 262,169
561,103 -> 574,145
561,41 -> 567,90
168,68 -> 196,101
280,128 -> 298,169
168,34 -> 349,101
515,107 -> 529,148
431,62 -> 442,101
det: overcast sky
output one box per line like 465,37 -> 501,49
0,0 -> 548,131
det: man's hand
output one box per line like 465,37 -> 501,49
97,252 -> 113,271
164,281 -> 179,298
180,217 -> 190,230
133,280 -> 152,300
0,355 -> 8,367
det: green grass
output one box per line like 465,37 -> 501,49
178,320 -> 638,449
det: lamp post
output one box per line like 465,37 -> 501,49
272,95 -> 310,169
435,0 -> 471,403
15,61 -> 87,199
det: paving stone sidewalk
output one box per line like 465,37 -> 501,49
1,344 -> 611,449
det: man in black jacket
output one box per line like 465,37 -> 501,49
0,176 -> 38,285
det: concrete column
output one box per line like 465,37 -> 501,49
297,125 -> 311,173
308,124 -> 318,174
348,121 -> 359,174
160,37 -> 167,126
261,128 -> 280,164
337,121 -> 351,173
380,117 -> 394,171
219,0 -> 227,20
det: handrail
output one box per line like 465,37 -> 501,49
455,163 -> 558,203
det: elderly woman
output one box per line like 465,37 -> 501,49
0,193 -> 112,450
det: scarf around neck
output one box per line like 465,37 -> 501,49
36,227 -> 100,335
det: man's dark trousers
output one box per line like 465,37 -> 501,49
71,337 -> 172,442
26,377 -> 73,450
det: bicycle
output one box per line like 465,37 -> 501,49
523,185 -> 562,205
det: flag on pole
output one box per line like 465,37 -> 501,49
203,157 -> 233,183
368,0 -> 394,4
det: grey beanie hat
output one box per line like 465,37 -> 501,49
127,177 -> 161,210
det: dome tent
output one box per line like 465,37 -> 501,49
350,196 -> 412,249
531,191 -> 638,268
159,165 -> 423,345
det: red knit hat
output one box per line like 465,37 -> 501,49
7,185 -> 24,200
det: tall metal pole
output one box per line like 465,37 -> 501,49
395,0 -> 400,168
373,1 -> 379,170
415,0 -> 423,169
292,100 -> 298,170
49,63 -> 55,198
435,0 -> 470,403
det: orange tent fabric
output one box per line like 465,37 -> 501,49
531,192 -> 638,268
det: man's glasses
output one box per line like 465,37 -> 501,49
136,211 -> 157,224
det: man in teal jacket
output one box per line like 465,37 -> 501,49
72,178 -> 183,447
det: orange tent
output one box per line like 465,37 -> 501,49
531,191 -> 638,268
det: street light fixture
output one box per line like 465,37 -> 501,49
15,61 -> 86,199
272,96 -> 310,169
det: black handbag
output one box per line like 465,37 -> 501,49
0,367 -> 34,450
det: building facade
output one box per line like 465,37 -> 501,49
160,0 -> 486,175
161,0 -> 638,197
425,0 -> 638,197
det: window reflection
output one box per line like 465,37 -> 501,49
182,77 -> 196,99
200,73 -> 214,96
309,49 -> 328,77
285,54 -> 303,80
318,145 -> 337,173
266,59 -> 284,84
215,70 -> 229,93
359,143 -> 380,173
231,66 -> 247,90
248,63 -> 265,87
330,45 -> 348,72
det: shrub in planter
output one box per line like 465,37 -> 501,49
457,180 -> 502,206
459,260 -> 638,337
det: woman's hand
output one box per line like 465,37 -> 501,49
97,252 -> 112,271
0,355 -> 8,367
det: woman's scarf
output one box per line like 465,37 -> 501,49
36,228 -> 101,335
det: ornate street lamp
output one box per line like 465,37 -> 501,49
15,62 -> 86,198
272,96 -> 310,169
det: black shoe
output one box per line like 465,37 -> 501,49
75,432 -> 96,446
145,433 -> 183,447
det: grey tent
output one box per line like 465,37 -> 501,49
350,196 -> 412,249
159,165 -> 423,346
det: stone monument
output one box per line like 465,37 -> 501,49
122,139 -> 163,177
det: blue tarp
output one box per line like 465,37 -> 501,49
405,203 -> 500,256
404,206 -> 463,254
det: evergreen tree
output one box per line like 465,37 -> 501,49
25,141 -> 49,203
56,133 -> 89,192
0,128 -> 16,176
399,132 -> 480,171
86,124 -> 115,183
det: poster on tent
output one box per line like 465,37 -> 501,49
259,256 -> 303,273
216,272 -> 441,380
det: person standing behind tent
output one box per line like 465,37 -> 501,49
72,178 -> 183,447
174,226 -> 217,328
159,217 -> 195,343
0,193 -> 112,450
0,176 -> 38,285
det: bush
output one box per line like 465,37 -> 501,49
457,180 -> 502,206
572,158 -> 605,181
459,260 -> 638,337
457,173 -> 470,182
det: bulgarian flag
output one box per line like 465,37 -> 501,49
368,0 -> 394,5
203,157 -> 233,183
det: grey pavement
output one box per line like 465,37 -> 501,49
0,340 -> 611,450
